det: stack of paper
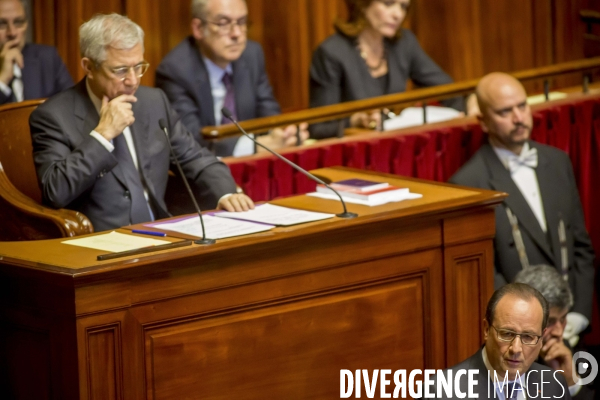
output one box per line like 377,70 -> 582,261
150,204 -> 336,239
63,231 -> 169,252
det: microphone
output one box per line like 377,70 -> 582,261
221,108 -> 357,219
158,119 -> 216,245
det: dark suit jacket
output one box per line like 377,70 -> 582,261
155,36 -> 281,157
0,43 -> 73,104
439,349 -> 571,399
309,30 -> 464,139
30,80 -> 237,232
449,142 -> 595,319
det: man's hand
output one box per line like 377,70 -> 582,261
217,193 -> 254,212
256,123 -> 309,152
350,110 -> 381,130
95,95 -> 137,141
0,37 -> 23,85
541,337 -> 576,386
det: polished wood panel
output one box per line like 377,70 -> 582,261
31,0 -> 600,114
0,168 -> 503,399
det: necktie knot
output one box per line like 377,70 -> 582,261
508,147 -> 538,172
222,72 -> 233,88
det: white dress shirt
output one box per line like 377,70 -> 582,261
0,63 -> 24,102
493,142 -> 547,232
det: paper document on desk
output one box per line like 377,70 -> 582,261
153,215 -> 274,239
63,231 -> 169,252
214,203 -> 335,226
383,106 -> 461,131
307,190 -> 422,206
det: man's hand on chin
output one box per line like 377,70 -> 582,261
95,94 -> 138,141
541,338 -> 576,386
217,193 -> 254,212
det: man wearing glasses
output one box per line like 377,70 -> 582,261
156,0 -> 308,157
30,13 -> 253,232
516,265 -> 593,399
0,0 -> 72,104
440,283 -> 570,399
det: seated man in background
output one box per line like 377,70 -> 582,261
442,283 -> 569,399
449,72 -> 595,343
30,13 -> 252,232
0,0 -> 72,104
156,0 -> 307,157
515,265 -> 593,399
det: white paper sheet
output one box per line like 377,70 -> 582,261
306,191 -> 422,206
62,231 -> 169,252
152,215 -> 274,239
214,203 -> 335,226
383,106 -> 461,131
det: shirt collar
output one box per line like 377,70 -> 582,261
202,56 -> 233,88
492,141 -> 531,170
85,79 -> 102,115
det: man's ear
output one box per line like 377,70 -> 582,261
477,113 -> 489,133
191,18 -> 204,41
483,319 -> 490,341
81,58 -> 95,79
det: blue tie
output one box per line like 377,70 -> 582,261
112,134 -> 152,224
222,72 -> 237,121
505,381 -> 521,400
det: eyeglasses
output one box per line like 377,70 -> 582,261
0,18 -> 27,31
102,62 -> 150,81
201,17 -> 249,35
491,326 -> 542,346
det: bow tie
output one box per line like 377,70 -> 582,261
508,147 -> 538,172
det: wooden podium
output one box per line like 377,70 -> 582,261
0,167 -> 504,400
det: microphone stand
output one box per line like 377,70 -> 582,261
159,119 -> 216,245
221,108 -> 357,219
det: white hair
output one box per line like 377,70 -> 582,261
79,13 -> 144,64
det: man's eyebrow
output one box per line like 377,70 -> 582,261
212,13 -> 247,19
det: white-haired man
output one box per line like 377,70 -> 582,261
0,0 -> 72,103
156,0 -> 307,157
30,13 -> 253,232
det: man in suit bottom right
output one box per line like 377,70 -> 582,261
443,283 -> 571,399
449,72 -> 595,345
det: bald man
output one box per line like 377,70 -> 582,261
449,73 -> 595,344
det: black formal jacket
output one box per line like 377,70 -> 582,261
156,36 -> 281,157
437,349 -> 571,399
309,30 -> 464,139
449,142 -> 595,319
0,43 -> 73,104
30,80 -> 236,231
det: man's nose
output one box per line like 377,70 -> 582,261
512,107 -> 524,124
123,68 -> 139,85
229,23 -> 243,39
509,335 -> 523,353
6,22 -> 16,38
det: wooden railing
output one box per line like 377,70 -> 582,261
202,57 -> 600,139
